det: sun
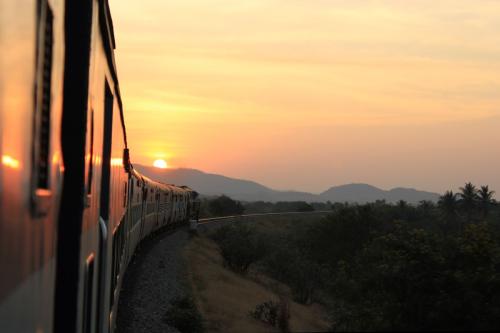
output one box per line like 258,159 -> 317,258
153,159 -> 168,169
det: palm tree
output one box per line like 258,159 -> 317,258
397,200 -> 408,209
418,200 -> 435,219
478,185 -> 495,219
438,191 -> 459,233
439,191 -> 458,215
459,182 -> 479,223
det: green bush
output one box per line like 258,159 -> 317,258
250,301 -> 279,326
208,195 -> 244,216
263,247 -> 325,304
211,224 -> 267,274
250,298 -> 290,332
329,222 -> 500,331
164,297 -> 204,333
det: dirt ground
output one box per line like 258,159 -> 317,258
184,235 -> 330,332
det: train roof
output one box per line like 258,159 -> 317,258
99,0 -> 127,148
130,166 -> 193,193
101,2 -> 194,196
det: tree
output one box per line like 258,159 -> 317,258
438,191 -> 459,233
417,200 -> 435,219
296,202 -> 314,212
459,182 -> 479,224
211,224 -> 266,274
397,200 -> 408,208
329,221 -> 500,331
478,185 -> 495,219
208,195 -> 245,216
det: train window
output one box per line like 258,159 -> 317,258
86,109 -> 95,198
123,181 -> 127,207
99,81 -> 114,221
130,179 -> 134,203
34,0 -> 54,190
83,253 -> 95,333
30,0 -> 54,217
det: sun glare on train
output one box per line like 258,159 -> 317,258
153,159 -> 168,169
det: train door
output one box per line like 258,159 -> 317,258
99,82 -> 113,224
96,81 -> 114,333
54,1 -> 93,332
163,192 -> 168,227
124,175 -> 133,263
155,190 -> 160,229
139,181 -> 147,240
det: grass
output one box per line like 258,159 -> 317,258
183,235 -> 329,332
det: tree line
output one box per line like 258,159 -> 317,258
208,183 -> 500,331
198,195 -> 327,218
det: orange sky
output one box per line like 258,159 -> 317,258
109,0 -> 500,193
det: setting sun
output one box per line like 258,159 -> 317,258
153,159 -> 168,169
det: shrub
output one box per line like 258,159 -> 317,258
250,301 -> 279,327
250,298 -> 290,332
164,297 -> 204,333
264,248 -> 325,304
208,195 -> 244,216
211,224 -> 267,274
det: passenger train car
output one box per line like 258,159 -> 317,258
0,1 -> 199,332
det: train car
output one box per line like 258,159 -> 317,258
0,1 -> 200,333
0,0 -> 66,332
64,1 -> 198,332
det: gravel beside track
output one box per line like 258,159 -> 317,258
115,227 -> 190,333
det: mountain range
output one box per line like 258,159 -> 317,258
134,164 -> 440,204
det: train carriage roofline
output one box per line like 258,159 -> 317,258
99,0 -> 128,151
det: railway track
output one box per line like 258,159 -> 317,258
197,210 -> 332,225
116,210 -> 332,332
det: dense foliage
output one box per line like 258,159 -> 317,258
211,224 -> 268,273
200,195 -> 245,217
199,196 -> 326,218
210,184 -> 500,331
244,201 -> 321,213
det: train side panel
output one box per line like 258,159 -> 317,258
0,1 -> 199,332
76,0 -> 129,331
0,0 -> 65,332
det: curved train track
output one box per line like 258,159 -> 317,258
197,211 -> 332,225
115,210 -> 332,333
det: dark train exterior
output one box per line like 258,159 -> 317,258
0,1 -> 199,332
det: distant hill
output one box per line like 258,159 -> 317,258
320,184 -> 440,204
134,164 -> 440,204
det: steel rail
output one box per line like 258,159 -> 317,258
197,210 -> 332,225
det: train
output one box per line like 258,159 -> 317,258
0,1 -> 200,332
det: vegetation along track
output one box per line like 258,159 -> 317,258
115,211 -> 331,333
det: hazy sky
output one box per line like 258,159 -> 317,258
109,0 -> 500,194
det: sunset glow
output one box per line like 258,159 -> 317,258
110,0 -> 500,193
153,159 -> 168,169
2,155 -> 20,169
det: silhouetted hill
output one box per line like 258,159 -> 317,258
134,164 -> 440,204
137,165 -> 270,195
320,184 -> 440,204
